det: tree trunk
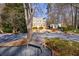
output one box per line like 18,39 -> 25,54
0,15 -> 3,33
71,4 -> 74,27
23,3 -> 34,43
12,19 -> 18,34
74,7 -> 78,30
12,27 -> 17,34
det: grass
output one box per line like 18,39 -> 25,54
73,29 -> 79,34
61,26 -> 79,34
45,38 -> 79,56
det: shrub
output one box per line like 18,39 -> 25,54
3,24 -> 12,33
32,27 -> 37,29
74,29 -> 79,33
39,27 -> 43,30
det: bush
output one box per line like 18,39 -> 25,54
3,28 -> 12,33
3,23 -> 13,33
32,27 -> 37,29
39,27 -> 43,30
60,26 -> 74,32
74,29 -> 79,33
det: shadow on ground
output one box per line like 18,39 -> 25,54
0,44 -> 52,56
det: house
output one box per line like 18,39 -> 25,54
32,17 -> 47,32
50,23 -> 61,29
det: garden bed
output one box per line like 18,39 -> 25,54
45,38 -> 79,56
0,38 -> 27,47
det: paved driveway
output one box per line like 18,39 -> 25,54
0,33 -> 79,43
32,32 -> 79,41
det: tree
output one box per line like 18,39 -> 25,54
2,3 -> 27,33
72,4 -> 79,30
23,3 -> 34,43
47,3 -> 75,28
47,4 -> 66,25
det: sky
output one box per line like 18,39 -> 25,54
33,3 -> 48,19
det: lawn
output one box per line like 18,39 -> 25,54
45,38 -> 79,56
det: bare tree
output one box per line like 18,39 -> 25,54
72,4 -> 79,30
23,3 -> 34,43
47,4 -> 66,26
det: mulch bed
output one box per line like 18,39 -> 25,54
0,38 -> 27,47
